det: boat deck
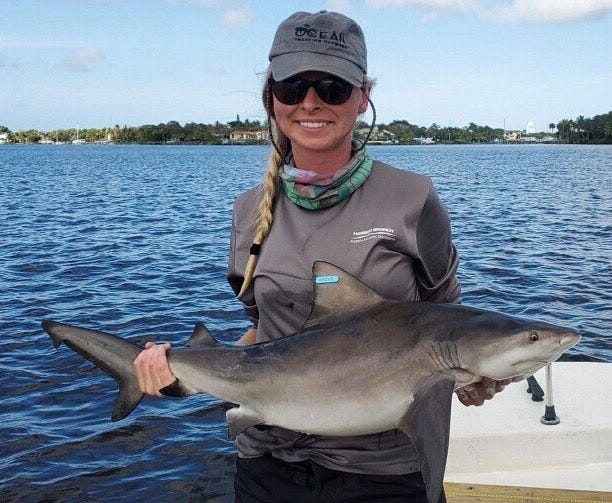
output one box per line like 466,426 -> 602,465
445,482 -> 612,502
445,362 -> 611,500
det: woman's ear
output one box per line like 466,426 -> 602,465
358,83 -> 371,114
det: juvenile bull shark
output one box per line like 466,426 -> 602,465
42,261 -> 580,503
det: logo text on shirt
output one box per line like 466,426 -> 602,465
350,227 -> 396,244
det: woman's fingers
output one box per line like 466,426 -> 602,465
133,343 -> 174,396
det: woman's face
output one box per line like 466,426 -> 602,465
271,71 -> 369,172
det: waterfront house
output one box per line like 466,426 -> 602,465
229,130 -> 269,143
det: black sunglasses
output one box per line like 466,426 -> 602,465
270,76 -> 355,106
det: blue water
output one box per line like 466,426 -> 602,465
1,143 -> 610,501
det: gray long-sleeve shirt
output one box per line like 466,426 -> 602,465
227,159 -> 460,475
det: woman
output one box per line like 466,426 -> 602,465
134,11 -> 510,503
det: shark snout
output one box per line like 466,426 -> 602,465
560,331 -> 580,349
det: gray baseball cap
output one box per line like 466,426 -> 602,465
269,11 -> 367,87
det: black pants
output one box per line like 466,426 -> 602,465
234,455 -> 433,503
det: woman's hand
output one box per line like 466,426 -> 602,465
237,326 -> 257,345
133,342 -> 176,396
455,377 -> 512,406
134,325 -> 257,396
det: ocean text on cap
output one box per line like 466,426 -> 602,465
294,24 -> 348,49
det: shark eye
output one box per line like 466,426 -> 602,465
529,331 -> 539,342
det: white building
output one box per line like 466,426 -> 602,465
527,121 -> 536,134
229,130 -> 269,142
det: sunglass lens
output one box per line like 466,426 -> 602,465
272,77 -> 353,105
272,80 -> 307,105
316,79 -> 353,105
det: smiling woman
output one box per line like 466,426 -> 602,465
267,70 -> 370,173
132,10 -> 509,503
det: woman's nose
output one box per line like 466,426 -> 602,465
301,86 -> 322,109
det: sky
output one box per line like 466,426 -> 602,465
1,0 -> 611,133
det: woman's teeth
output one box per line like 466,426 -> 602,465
300,121 -> 328,128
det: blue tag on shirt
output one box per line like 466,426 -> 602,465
315,275 -> 340,284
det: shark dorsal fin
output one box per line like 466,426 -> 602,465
303,261 -> 386,329
186,322 -> 219,348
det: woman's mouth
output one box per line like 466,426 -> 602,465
299,121 -> 329,129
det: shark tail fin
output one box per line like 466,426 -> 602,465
42,319 -> 145,422
43,319 -> 67,349
112,377 -> 145,422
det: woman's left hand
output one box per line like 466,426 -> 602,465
455,377 -> 512,406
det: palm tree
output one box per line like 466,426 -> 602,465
556,120 -> 571,142
575,116 -> 589,143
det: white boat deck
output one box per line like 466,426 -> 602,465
445,362 -> 612,493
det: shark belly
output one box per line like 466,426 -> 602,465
258,393 -> 414,436
235,363 -> 417,436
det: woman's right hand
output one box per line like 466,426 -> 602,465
133,342 -> 176,396
237,326 -> 257,345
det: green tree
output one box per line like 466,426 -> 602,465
556,120 -> 571,142
604,119 -> 612,138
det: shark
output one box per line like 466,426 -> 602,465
42,261 -> 580,502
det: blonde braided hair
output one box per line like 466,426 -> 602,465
237,68 -> 288,299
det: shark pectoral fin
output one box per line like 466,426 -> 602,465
451,369 -> 477,387
112,380 -> 144,422
398,379 -> 454,503
226,406 -> 264,439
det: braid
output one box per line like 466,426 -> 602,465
237,68 -> 288,299
237,151 -> 283,298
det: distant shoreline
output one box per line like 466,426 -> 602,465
2,110 -> 610,145
3,140 -> 609,147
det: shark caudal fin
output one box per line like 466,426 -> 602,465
111,376 -> 145,422
42,319 -> 145,422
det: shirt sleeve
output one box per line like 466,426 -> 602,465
414,186 -> 461,303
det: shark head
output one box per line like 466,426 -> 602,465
466,318 -> 581,381
306,262 -> 582,386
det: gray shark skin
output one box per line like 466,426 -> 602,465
42,261 -> 580,502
